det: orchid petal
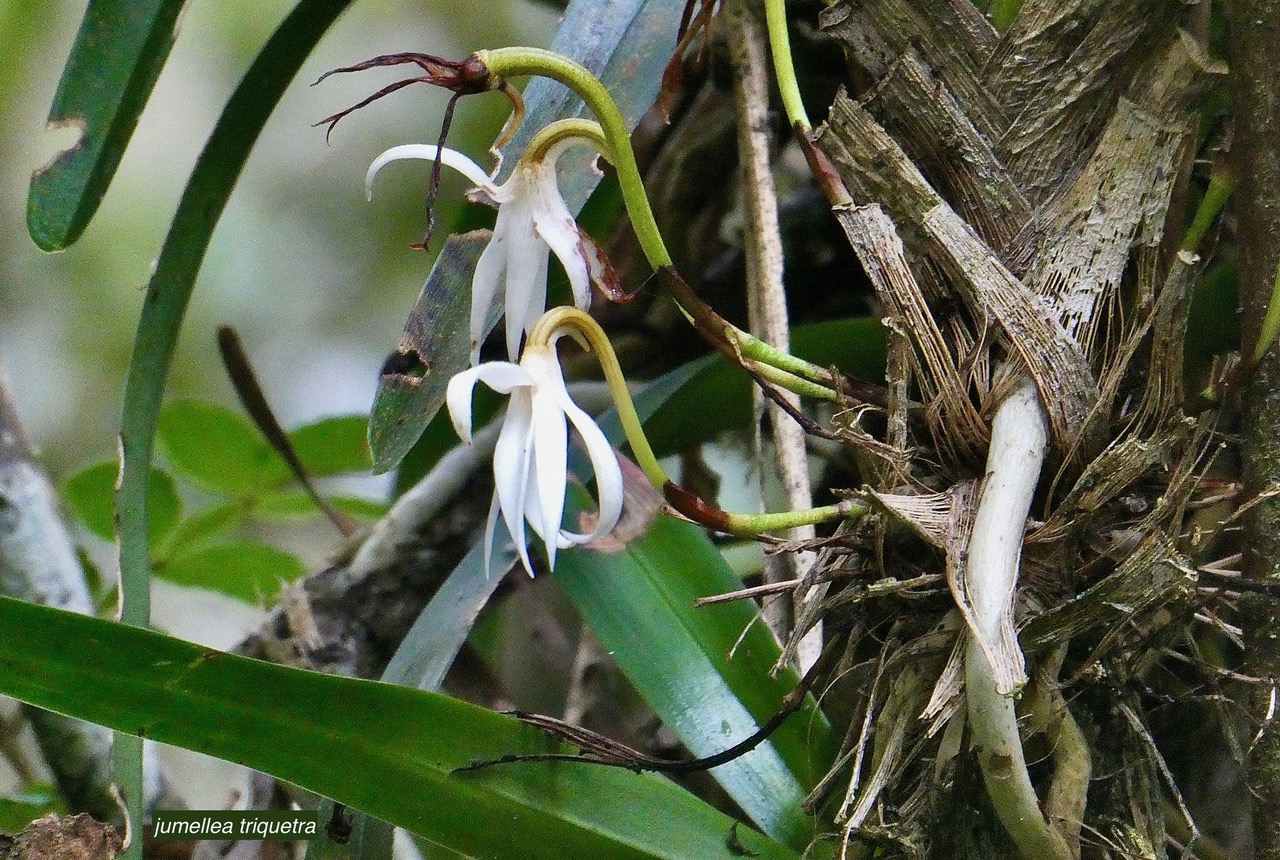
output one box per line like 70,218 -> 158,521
501,194 -> 546,359
470,224 -> 508,364
445,362 -> 531,444
365,144 -> 498,201
531,180 -> 592,311
493,391 -> 537,577
530,379 -> 569,571
558,395 -> 625,546
482,493 -> 502,579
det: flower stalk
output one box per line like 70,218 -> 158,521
533,307 -> 863,537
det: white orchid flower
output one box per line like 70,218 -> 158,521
446,333 -> 624,577
367,139 -> 618,363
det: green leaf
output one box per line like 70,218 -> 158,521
254,491 -> 387,520
156,541 -> 306,604
310,523 -> 519,860
0,596 -> 800,860
27,0 -> 186,250
157,399 -> 284,494
63,461 -> 180,549
369,232 -> 499,474
557,497 -> 837,848
160,502 -> 242,559
0,784 -> 65,833
289,415 -> 373,476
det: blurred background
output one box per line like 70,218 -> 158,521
0,0 -> 565,819
0,0 -> 556,495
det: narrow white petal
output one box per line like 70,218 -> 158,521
445,367 -> 485,445
531,182 -> 592,311
531,384 -> 569,570
559,396 -> 625,546
493,392 -> 537,577
365,144 -> 497,201
471,223 -> 508,365
482,493 -> 501,579
444,362 -> 531,444
500,196 -> 546,359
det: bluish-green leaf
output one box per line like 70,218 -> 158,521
0,596 -> 800,860
63,461 -> 180,549
27,0 -> 186,249
557,498 -> 837,848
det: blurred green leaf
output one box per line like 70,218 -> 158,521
156,541 -> 306,604
27,0 -> 186,250
0,596 -> 800,860
63,461 -> 180,549
289,415 -> 372,476
161,502 -> 242,560
369,232 -> 498,475
157,399 -> 284,494
255,491 -> 387,520
0,784 -> 65,833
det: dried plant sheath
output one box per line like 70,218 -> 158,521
819,0 -> 1003,142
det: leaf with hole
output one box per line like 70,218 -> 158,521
27,0 -> 187,250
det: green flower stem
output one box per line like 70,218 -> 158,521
477,47 -> 671,270
763,0 -> 809,130
746,359 -> 839,401
732,328 -> 834,384
530,307 -> 669,489
524,117 -> 611,164
476,48 -> 839,395
529,307 -> 862,537
725,502 -> 860,535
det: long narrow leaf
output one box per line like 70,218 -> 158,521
557,504 -> 838,848
0,596 -> 798,860
112,0 -> 355,850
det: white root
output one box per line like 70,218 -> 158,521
963,377 -> 1072,860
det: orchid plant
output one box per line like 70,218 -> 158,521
357,68 -> 853,574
